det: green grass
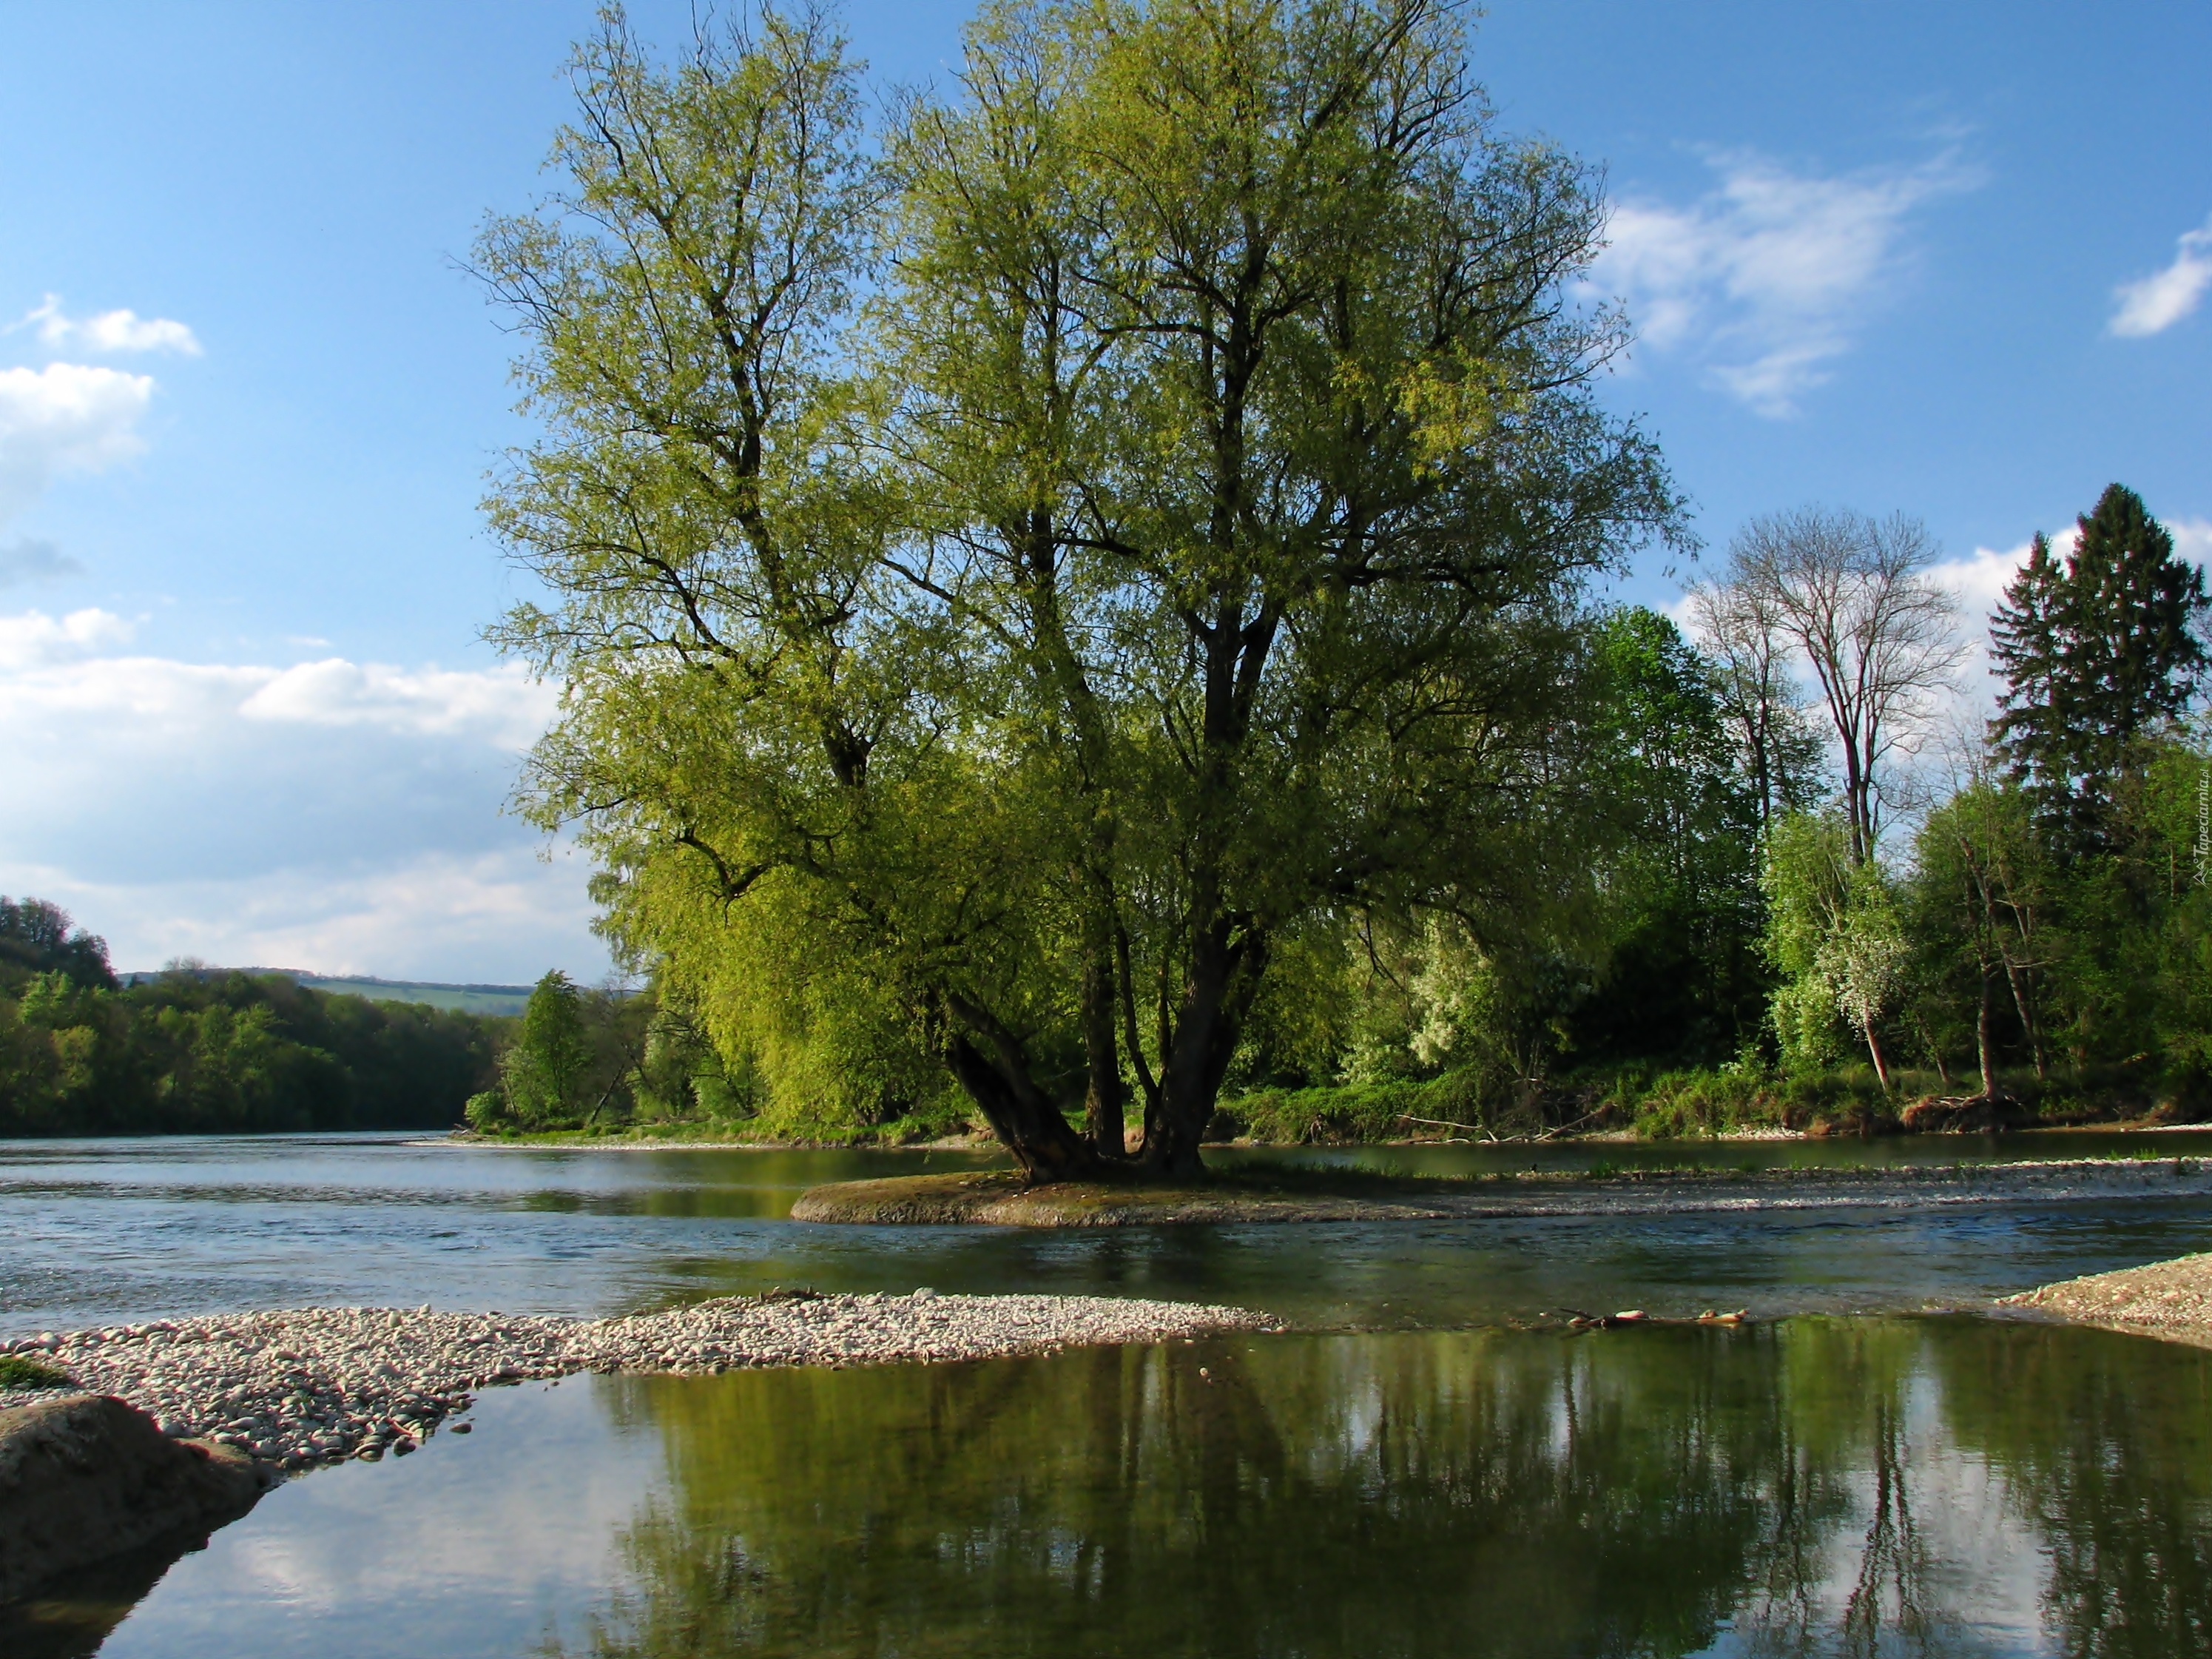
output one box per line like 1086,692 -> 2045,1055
462,1110 -> 982,1148
0,1353 -> 73,1390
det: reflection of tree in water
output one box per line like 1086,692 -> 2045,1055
542,1320 -> 2212,1659
1932,1319 -> 2212,1658
1835,1393 -> 1938,1658
549,1330 -> 1784,1658
1727,1319 -> 1947,1659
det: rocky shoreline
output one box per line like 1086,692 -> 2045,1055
2003,1251 -> 2212,1348
0,1293 -> 1271,1472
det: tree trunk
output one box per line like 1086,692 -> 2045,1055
1999,955 -> 2048,1080
1841,744 -> 1871,867
1080,938 -> 1126,1158
1136,923 -> 1268,1182
943,1030 -> 1101,1183
1864,1021 -> 1892,1094
1976,969 -> 1997,1100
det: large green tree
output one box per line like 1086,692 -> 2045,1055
483,0 -> 1679,1178
1565,608 -> 1775,1067
1991,483 -> 2209,848
1905,769 -> 2051,1094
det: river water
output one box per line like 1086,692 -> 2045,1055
7,1131 -> 2212,1656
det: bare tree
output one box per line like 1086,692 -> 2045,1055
1687,577 -> 1824,837
1723,508 -> 1966,865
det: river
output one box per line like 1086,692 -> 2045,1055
7,1131 -> 2212,1656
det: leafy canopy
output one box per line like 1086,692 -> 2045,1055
482,0 -> 1681,1175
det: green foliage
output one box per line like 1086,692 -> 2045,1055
0,906 -> 508,1137
1211,1079 -> 1463,1145
484,0 -> 1682,1174
508,972 -> 596,1124
1224,607 -> 1784,1119
1565,608 -> 1776,1066
0,896 -> 115,992
1622,1065 -> 1785,1140
1901,774 -> 2050,1092
465,973 -> 761,1136
1759,812 -> 1908,1080
1992,483 -> 2211,848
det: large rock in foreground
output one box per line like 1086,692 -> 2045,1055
0,1393 -> 272,1604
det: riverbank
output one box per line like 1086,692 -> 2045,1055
437,1115 -> 2212,1155
2003,1251 -> 2212,1349
791,1155 -> 2212,1225
0,1293 -> 1272,1473
432,1128 -> 998,1152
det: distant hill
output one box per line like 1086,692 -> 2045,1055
121,967 -> 533,1017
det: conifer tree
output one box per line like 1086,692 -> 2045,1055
1991,484 -> 2208,844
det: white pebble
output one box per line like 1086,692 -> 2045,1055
10,1293 -> 1268,1475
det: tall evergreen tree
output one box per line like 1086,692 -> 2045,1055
1991,484 -> 2208,844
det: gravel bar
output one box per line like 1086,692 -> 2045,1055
1,1292 -> 1271,1472
2001,1251 -> 2212,1348
795,1154 -> 2212,1225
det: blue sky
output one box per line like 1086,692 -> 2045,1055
1,1 -> 2206,980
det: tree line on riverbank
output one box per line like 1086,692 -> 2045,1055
0,901 -> 507,1135
455,1 -> 2212,1166
467,485 -> 2212,1149
1206,482 -> 2212,1144
18,1 -> 2206,1157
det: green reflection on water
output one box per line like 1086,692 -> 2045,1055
552,1320 -> 2212,1659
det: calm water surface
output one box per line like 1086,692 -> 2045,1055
7,1133 -> 2212,1656
9,1131 -> 2212,1333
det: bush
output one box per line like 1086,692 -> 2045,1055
463,1091 -> 510,1133
1628,1069 -> 1786,1139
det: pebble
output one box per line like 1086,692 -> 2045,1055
2003,1249 -> 2212,1344
2,1293 -> 1270,1474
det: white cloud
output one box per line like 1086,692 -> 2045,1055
2170,516 -> 2212,567
240,659 -> 557,749
0,360 -> 157,522
13,849 -> 603,983
0,536 -> 84,588
1593,149 -> 1974,417
1926,534 -> 2064,619
0,642 -> 553,750
0,297 -> 195,545
18,294 -> 201,356
2110,216 -> 2212,337
0,623 -> 597,981
0,605 -> 135,670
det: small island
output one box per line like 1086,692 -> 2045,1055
790,1154 -> 2212,1226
